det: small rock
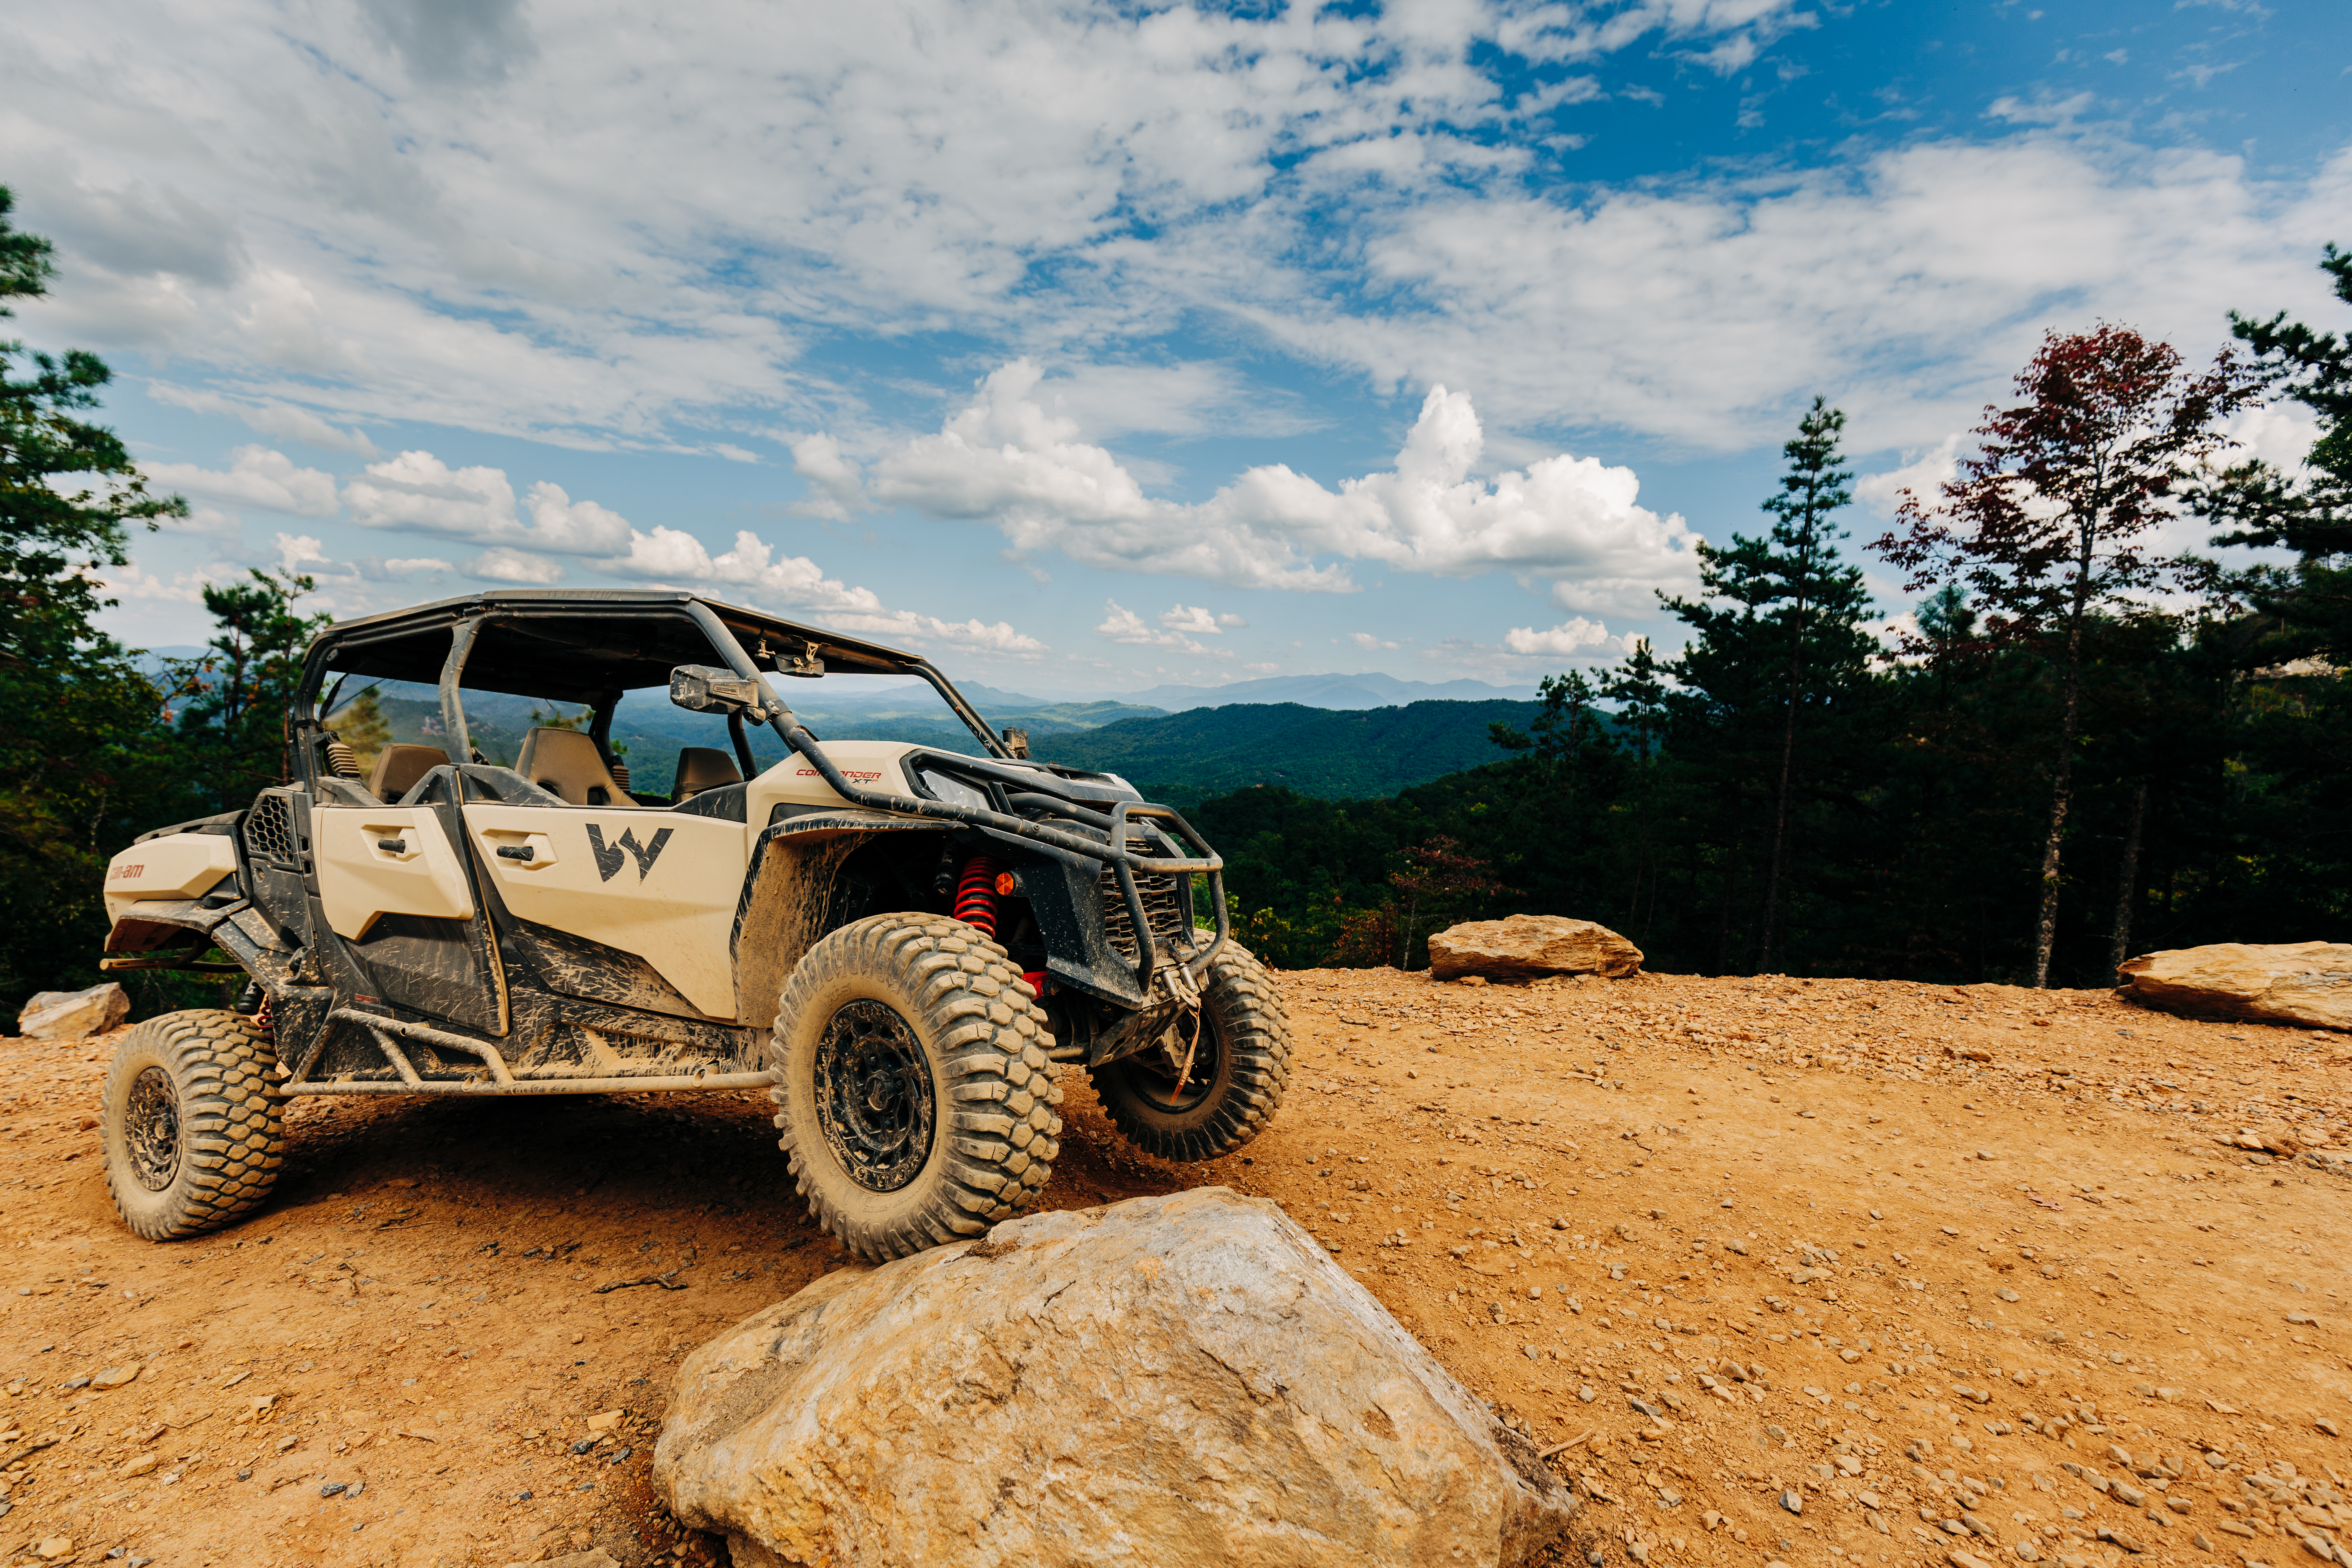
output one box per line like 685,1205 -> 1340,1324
1945,1552 -> 1995,1568
585,1409 -> 624,1433
33,1540 -> 71,1563
1997,1288 -> 2020,1302
118,1453 -> 157,1477
319,1481 -> 346,1496
90,1365 -> 140,1390
16,983 -> 129,1041
500,1552 -> 620,1568
1780,1489 -> 1802,1515
1975,1150 -> 1996,1161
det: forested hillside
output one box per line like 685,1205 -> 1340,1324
1032,700 -> 1542,802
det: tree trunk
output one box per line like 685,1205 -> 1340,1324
1757,681 -> 1801,972
2106,780 -> 2148,976
2032,570 -> 2094,988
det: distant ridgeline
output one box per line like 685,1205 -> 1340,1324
346,674 -> 1531,806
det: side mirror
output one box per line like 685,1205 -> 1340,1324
670,664 -> 761,714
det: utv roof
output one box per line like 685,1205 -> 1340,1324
309,588 -> 925,705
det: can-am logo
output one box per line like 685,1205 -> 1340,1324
586,824 -> 673,883
797,767 -> 884,782
108,864 -> 145,881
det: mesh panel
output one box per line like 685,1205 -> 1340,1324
1098,863 -> 1190,963
244,795 -> 297,865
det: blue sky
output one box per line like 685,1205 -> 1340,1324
8,0 -> 2348,696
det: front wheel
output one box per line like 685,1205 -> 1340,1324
102,1009 -> 286,1241
768,913 -> 1062,1261
1090,942 -> 1290,1162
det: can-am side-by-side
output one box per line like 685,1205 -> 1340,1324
99,589 -> 1290,1258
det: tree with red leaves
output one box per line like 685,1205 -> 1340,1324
1872,323 -> 2255,989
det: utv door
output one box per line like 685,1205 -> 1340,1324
463,803 -> 750,1022
311,798 -> 509,1033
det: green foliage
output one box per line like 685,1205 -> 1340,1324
170,570 -> 332,813
2200,245 -> 2352,664
0,188 -> 191,1016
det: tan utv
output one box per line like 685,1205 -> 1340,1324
98,589 -> 1289,1258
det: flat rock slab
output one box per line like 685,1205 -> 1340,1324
16,982 -> 129,1041
2118,940 -> 2352,1031
1429,914 -> 1642,981
655,1187 -> 1576,1568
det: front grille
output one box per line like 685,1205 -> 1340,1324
244,795 -> 297,866
1099,864 -> 1192,963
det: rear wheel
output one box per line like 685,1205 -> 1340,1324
769,913 -> 1062,1261
102,1009 -> 286,1241
1090,942 -> 1290,1162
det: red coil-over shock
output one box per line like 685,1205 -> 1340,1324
954,855 -> 1004,936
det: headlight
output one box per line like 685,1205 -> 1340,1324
917,769 -> 989,811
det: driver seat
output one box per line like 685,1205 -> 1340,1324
672,747 -> 742,801
515,727 -> 637,807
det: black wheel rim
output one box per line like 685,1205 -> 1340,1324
812,999 -> 936,1192
1127,1009 -> 1222,1114
126,1066 -> 182,1192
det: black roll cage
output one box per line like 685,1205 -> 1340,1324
289,590 -> 1229,995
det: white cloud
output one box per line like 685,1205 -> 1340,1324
361,556 -> 458,580
275,532 -> 330,572
96,562 -> 216,603
344,451 -> 519,539
1346,631 -> 1402,651
1095,600 -> 1220,657
1503,617 -> 1614,656
862,362 -> 1704,606
159,505 -> 243,543
466,546 -> 567,584
1856,435 -> 1963,518
1157,604 -> 1230,635
146,382 -> 378,455
144,444 -> 339,518
342,451 -> 633,554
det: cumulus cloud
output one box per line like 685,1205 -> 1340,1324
1346,631 -> 1403,651
466,546 -> 567,583
864,362 -> 1703,607
342,451 -> 633,554
1156,604 -> 1241,635
1095,601 -> 1222,657
144,445 -> 339,518
1503,617 -> 1614,656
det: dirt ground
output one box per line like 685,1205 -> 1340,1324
2,967 -> 2347,1568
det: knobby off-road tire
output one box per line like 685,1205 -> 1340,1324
102,1009 -> 287,1242
768,913 -> 1063,1262
1090,941 -> 1290,1162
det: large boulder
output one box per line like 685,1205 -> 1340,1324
655,1188 -> 1576,1568
1428,914 -> 1642,981
16,982 -> 130,1041
2117,941 -> 2352,1031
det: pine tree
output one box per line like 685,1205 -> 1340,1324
2199,245 -> 2352,662
1664,397 -> 1876,972
1601,637 -> 1667,933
